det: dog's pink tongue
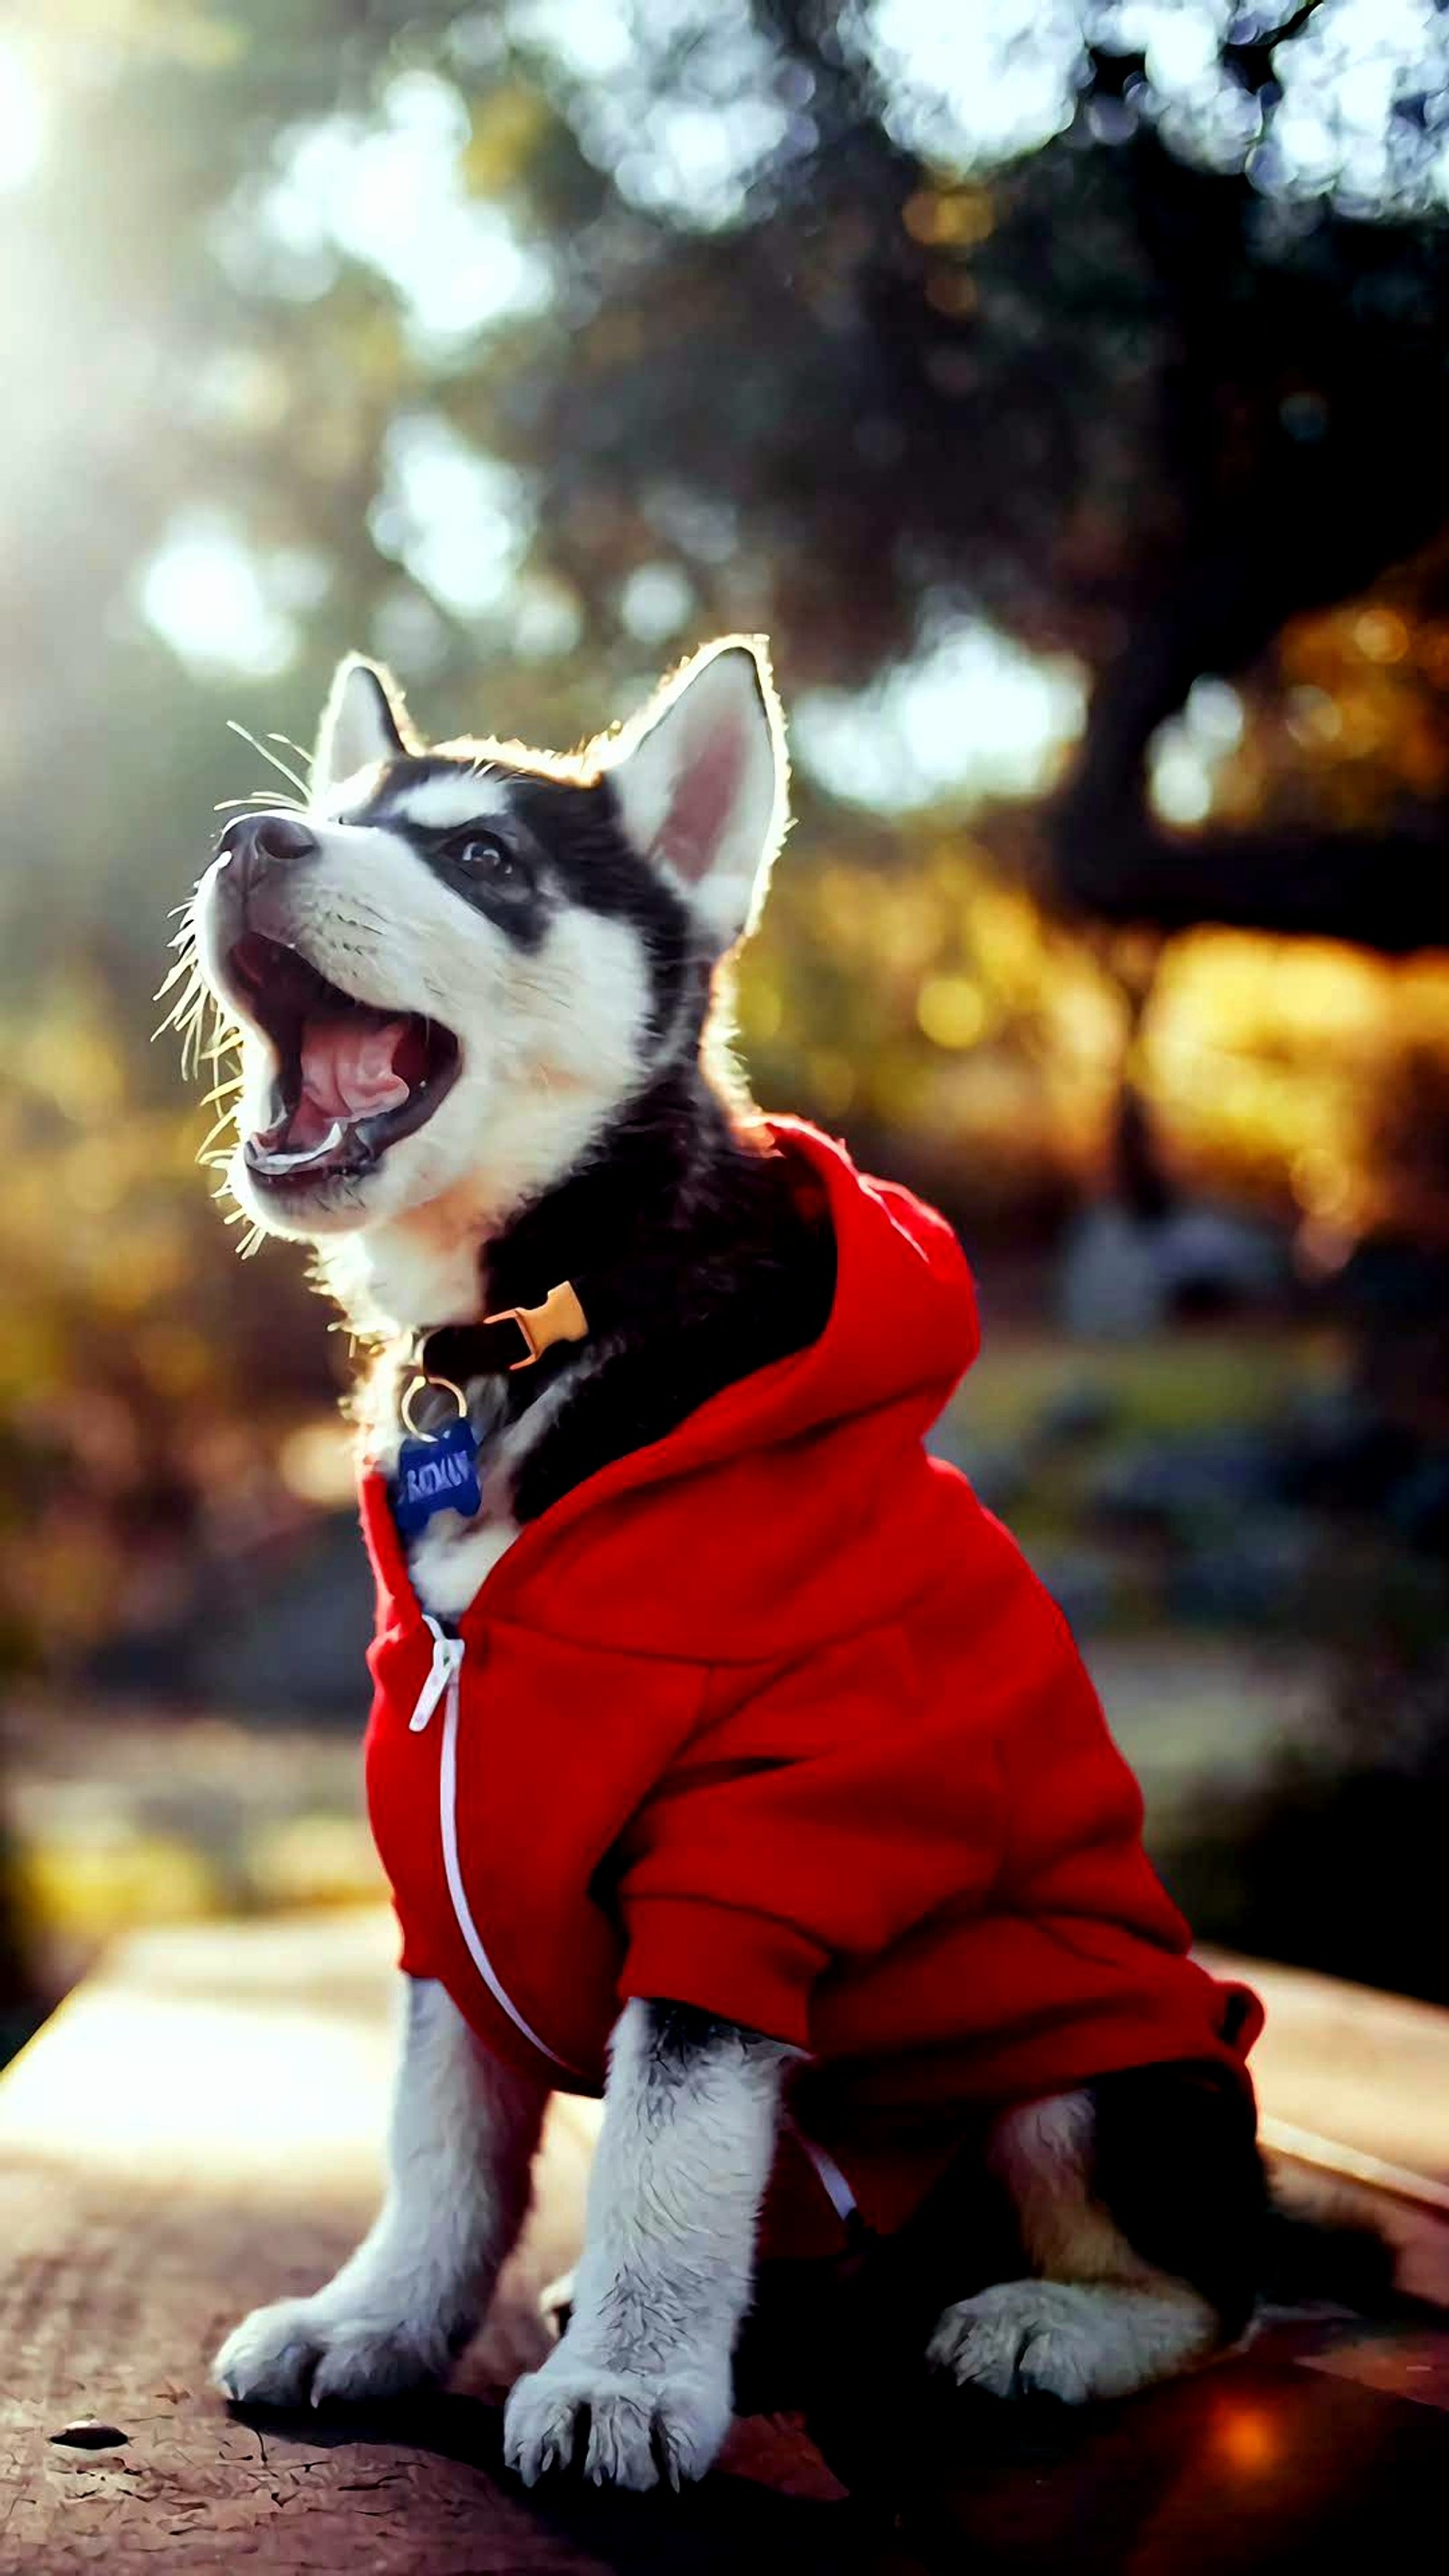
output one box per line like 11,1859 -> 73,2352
300,1015 -> 411,1121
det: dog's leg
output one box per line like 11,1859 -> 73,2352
504,1999 -> 792,2490
214,1975 -> 547,2406
929,2077 -> 1259,2405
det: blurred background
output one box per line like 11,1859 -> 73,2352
3,0 -> 1449,2065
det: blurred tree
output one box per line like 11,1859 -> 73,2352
12,2 -> 1449,966
5,0 -> 1449,1676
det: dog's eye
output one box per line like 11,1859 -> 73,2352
446,831 -> 530,893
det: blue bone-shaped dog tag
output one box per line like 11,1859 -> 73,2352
393,1420 -> 482,1537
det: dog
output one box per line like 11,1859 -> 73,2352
178,639 -> 1276,2492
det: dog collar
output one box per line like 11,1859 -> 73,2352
404,1279 -> 589,1418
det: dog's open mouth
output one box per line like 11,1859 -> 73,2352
228,933 -> 460,1188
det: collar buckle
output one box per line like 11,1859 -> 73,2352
409,1278 -> 590,1395
484,1279 -> 590,1371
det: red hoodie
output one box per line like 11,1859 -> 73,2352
361,1120 -> 1260,2255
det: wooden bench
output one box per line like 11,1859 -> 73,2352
4,1911 -> 1447,2571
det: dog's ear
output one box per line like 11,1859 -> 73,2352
604,637 -> 787,948
312,655 -> 418,799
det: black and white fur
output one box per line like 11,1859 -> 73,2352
186,641 -> 1268,2489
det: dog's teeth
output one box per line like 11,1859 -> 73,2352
249,1119 -> 348,1173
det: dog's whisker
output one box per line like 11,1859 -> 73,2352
213,793 -> 307,816
153,988 -> 206,1057
160,986 -> 207,1044
226,719 -> 311,799
155,947 -> 198,997
155,991 -> 203,1040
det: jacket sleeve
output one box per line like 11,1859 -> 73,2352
392,1897 -> 439,1983
613,1628 -> 1006,2049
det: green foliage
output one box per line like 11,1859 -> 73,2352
5,1 -> 1449,1676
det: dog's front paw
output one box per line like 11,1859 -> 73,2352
213,2291 -> 448,2408
503,2341 -> 732,2490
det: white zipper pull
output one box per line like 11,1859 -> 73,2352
410,1615 -> 465,1733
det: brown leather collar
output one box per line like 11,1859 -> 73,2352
408,1279 -> 589,1392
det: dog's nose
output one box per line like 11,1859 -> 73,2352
216,811 -> 319,899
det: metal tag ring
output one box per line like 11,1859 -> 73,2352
400,1371 -> 468,1440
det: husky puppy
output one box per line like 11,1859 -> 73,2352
182,641 -> 1268,2492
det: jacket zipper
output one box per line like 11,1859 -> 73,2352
786,2119 -> 860,2230
410,1615 -> 576,2074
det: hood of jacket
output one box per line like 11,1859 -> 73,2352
362,1118 -> 983,1668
